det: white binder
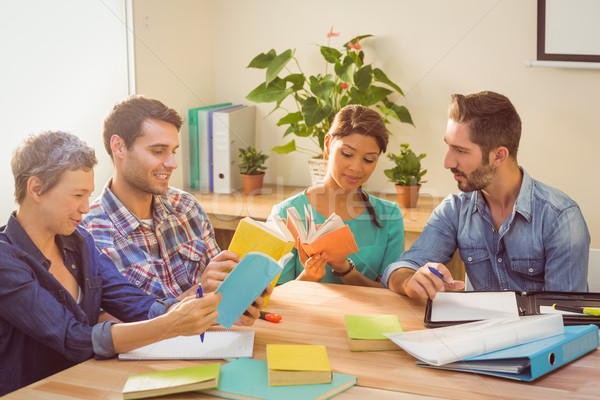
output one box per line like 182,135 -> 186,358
211,105 -> 256,194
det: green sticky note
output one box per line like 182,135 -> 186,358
344,315 -> 404,340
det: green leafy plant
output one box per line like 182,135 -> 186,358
384,143 -> 427,186
246,27 -> 414,156
238,146 -> 268,175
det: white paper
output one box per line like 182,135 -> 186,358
118,330 -> 254,360
384,314 -> 564,366
430,291 -> 519,322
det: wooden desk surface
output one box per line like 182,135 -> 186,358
7,282 -> 598,400
190,184 -> 442,235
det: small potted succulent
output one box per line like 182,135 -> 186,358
238,146 -> 269,195
384,143 -> 427,208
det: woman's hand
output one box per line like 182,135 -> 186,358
296,237 -> 327,281
164,292 -> 221,336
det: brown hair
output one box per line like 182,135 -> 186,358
448,91 -> 521,162
103,95 -> 183,158
327,105 -> 389,228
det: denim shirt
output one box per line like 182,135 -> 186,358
0,214 -> 175,395
382,169 -> 590,292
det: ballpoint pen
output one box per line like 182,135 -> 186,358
197,284 -> 205,342
553,304 -> 600,316
428,266 -> 448,284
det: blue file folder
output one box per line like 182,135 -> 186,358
417,325 -> 599,381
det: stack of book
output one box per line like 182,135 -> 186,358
187,103 -> 255,194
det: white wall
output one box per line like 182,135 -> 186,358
131,0 -> 600,247
0,0 -> 131,220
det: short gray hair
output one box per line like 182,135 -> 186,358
12,131 -> 98,204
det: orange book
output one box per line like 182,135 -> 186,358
286,206 -> 358,260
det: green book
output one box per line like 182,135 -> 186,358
205,358 -> 357,400
344,315 -> 403,352
122,363 -> 220,399
188,103 -> 232,190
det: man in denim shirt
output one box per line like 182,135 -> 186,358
383,91 -> 590,299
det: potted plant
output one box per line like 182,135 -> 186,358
238,146 -> 269,195
245,27 -> 414,183
384,143 -> 427,208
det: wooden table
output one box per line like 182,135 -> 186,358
7,282 -> 599,400
191,184 -> 464,281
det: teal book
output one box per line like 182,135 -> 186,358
188,103 -> 232,190
214,252 -> 283,329
205,358 -> 357,400
416,325 -> 599,381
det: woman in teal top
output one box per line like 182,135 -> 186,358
271,105 -> 404,287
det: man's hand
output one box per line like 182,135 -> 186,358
200,250 -> 240,292
234,284 -> 274,327
389,263 -> 464,300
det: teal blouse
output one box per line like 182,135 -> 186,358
271,190 -> 404,284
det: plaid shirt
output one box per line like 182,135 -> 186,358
82,179 -> 220,299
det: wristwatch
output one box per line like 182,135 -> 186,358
332,258 -> 355,277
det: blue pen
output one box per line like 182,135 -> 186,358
196,284 -> 205,343
428,266 -> 448,284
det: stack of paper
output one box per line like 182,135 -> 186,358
384,314 -> 564,366
416,324 -> 599,381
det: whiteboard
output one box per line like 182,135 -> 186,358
538,0 -> 600,62
0,0 -> 132,220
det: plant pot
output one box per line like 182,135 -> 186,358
308,158 -> 328,185
240,173 -> 265,195
395,184 -> 420,208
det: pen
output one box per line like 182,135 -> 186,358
197,284 -> 205,342
428,266 -> 448,284
553,304 -> 600,316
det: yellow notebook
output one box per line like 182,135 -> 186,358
228,217 -> 294,305
122,363 -> 220,399
344,315 -> 403,352
266,344 -> 332,386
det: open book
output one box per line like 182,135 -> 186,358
282,206 -> 359,260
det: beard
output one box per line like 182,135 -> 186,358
452,163 -> 496,192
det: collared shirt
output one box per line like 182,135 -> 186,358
271,190 -> 405,284
82,179 -> 220,299
382,169 -> 590,292
0,214 -> 172,396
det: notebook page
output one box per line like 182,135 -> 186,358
431,292 -> 519,322
118,330 -> 254,360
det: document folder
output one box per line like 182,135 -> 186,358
188,103 -> 232,191
425,290 -> 600,328
416,324 -> 599,381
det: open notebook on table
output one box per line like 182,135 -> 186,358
118,330 -> 254,360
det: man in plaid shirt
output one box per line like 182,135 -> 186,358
82,96 -> 268,323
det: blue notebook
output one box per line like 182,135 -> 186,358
416,324 -> 599,381
205,358 -> 357,400
214,252 -> 282,329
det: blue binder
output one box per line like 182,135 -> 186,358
417,325 -> 599,381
